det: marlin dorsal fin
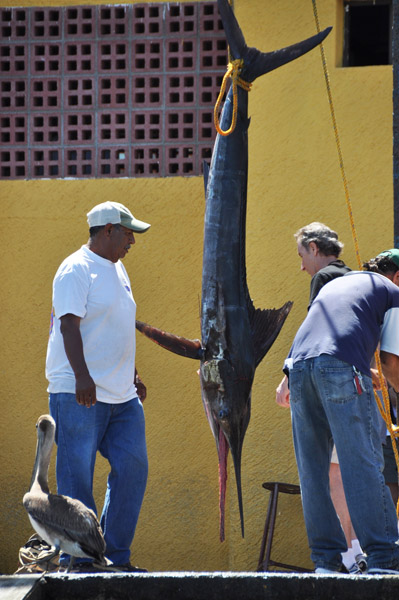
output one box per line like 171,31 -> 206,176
251,302 -> 293,367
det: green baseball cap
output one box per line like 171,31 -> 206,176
87,201 -> 150,233
377,249 -> 399,269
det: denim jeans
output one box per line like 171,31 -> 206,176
49,393 -> 148,566
289,355 -> 399,571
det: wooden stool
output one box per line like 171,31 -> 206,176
257,481 -> 311,572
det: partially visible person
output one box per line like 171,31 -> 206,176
275,223 -> 363,573
46,201 -> 151,573
283,252 -> 399,574
364,250 -> 399,509
382,386 -> 399,507
297,222 -> 351,307
276,222 -> 350,406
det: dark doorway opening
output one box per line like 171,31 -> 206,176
343,1 -> 392,66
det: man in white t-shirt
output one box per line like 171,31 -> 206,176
46,201 -> 150,573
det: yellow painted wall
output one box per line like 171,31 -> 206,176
0,0 -> 394,575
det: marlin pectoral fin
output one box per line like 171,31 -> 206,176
251,301 -> 293,367
136,320 -> 203,360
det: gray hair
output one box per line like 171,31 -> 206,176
89,223 -> 121,238
294,222 -> 343,257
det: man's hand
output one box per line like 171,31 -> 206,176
370,367 -> 385,390
135,373 -> 147,402
75,373 -> 97,407
276,375 -> 290,408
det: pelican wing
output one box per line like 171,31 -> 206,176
23,491 -> 106,560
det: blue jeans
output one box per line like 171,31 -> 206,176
289,355 -> 399,571
49,393 -> 148,566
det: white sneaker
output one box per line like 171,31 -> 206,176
368,567 -> 399,575
315,568 -> 337,574
315,567 -> 347,574
348,562 -> 362,575
355,552 -> 367,573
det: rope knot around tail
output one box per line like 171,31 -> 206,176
214,59 -> 252,137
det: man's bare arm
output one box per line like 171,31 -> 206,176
60,313 -> 97,407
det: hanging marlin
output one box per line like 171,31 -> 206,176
136,0 -> 331,540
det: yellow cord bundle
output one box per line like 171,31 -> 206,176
214,59 -> 252,136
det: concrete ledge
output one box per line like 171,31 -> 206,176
3,571 -> 399,600
0,575 -> 42,600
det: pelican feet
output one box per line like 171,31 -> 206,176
15,534 -> 60,574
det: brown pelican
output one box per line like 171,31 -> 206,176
23,414 -> 106,572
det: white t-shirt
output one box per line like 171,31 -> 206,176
46,245 -> 137,404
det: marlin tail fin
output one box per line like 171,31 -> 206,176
217,0 -> 332,83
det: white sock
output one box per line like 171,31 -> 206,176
351,538 -> 363,558
341,547 -> 356,569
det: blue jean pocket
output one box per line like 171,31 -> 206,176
319,366 -> 357,404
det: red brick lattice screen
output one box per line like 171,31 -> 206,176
0,3 -> 228,179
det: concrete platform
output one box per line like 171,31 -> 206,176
3,571 -> 399,600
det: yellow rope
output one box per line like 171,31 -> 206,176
214,59 -> 252,137
312,0 -> 362,270
312,0 -> 399,514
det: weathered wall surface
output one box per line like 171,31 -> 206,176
0,0 -> 393,575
